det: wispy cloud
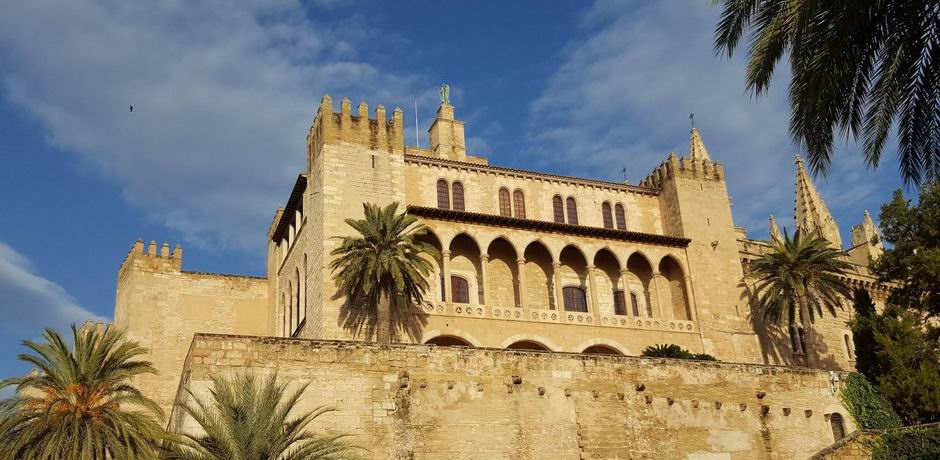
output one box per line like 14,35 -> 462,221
0,242 -> 104,335
527,0 -> 898,241
0,0 -> 426,251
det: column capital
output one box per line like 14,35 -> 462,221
552,261 -> 562,268
652,271 -> 662,278
516,257 -> 526,265
620,268 -> 630,275
442,250 -> 451,257
479,253 -> 489,262
586,264 -> 596,271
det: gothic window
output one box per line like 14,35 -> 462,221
566,197 -> 579,225
452,182 -> 465,211
513,189 -> 526,218
451,276 -> 470,304
563,286 -> 588,312
615,204 -> 626,230
602,202 -> 613,229
830,413 -> 846,441
294,268 -> 301,334
436,179 -> 450,209
552,196 -> 565,223
286,282 -> 293,336
498,188 -> 511,216
301,254 -> 307,323
613,290 -> 626,315
630,292 -> 640,316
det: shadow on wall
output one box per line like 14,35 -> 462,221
742,280 -> 842,371
335,293 -> 430,343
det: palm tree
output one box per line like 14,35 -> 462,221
161,373 -> 360,460
749,230 -> 853,367
642,344 -> 692,359
0,324 -> 165,459
712,1 -> 940,184
329,202 -> 437,344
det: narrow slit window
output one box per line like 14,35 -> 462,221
630,292 -> 640,316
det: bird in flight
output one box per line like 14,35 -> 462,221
129,105 -> 134,112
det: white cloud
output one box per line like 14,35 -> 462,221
0,242 -> 104,334
527,0 -> 897,240
0,0 -> 426,251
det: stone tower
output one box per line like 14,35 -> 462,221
847,210 -> 884,265
640,129 -> 758,359
794,155 -> 842,247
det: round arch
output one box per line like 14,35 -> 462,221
575,338 -> 631,356
506,340 -> 552,352
421,329 -> 483,347
499,334 -> 561,352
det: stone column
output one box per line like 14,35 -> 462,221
586,265 -> 599,314
552,261 -> 563,312
478,254 -> 489,306
683,275 -> 696,321
652,272 -> 666,318
619,269 -> 631,315
442,250 -> 452,304
516,258 -> 527,309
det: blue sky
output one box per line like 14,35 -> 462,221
0,0 -> 907,381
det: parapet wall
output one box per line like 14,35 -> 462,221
114,240 -> 270,415
640,153 -> 725,189
171,334 -> 855,459
308,95 -> 405,158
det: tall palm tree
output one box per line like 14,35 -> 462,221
0,324 -> 165,459
161,373 -> 359,460
750,230 -> 853,367
329,202 -> 437,344
713,0 -> 940,184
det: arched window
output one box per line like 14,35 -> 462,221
830,413 -> 846,441
566,197 -> 578,225
452,182 -> 465,211
630,292 -> 640,316
613,290 -> 626,315
451,276 -> 470,304
844,334 -> 854,359
552,196 -> 565,223
498,188 -> 511,216
513,189 -> 526,218
602,202 -> 613,229
436,179 -> 450,209
301,254 -> 307,323
286,282 -> 293,336
615,204 -> 626,230
563,286 -> 588,312
280,292 -> 286,337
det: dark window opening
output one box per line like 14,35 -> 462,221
615,204 -> 626,230
552,196 -> 565,223
452,182 -> 465,211
498,188 -> 511,216
613,290 -> 626,315
566,197 -> 579,225
830,413 -> 846,441
563,286 -> 588,312
436,180 -> 450,209
451,276 -> 470,304
513,189 -> 526,218
602,202 -> 613,229
631,292 -> 640,316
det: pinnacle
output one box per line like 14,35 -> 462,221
689,128 -> 711,162
793,154 -> 842,248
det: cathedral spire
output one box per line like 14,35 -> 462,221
769,215 -> 782,242
794,155 -> 842,248
689,128 -> 711,162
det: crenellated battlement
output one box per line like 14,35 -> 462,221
118,239 -> 183,279
307,94 -> 405,158
639,153 -> 724,189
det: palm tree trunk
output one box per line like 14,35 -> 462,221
376,292 -> 391,344
797,294 -> 814,368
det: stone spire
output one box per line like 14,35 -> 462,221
769,215 -> 782,242
689,128 -> 711,162
794,155 -> 842,248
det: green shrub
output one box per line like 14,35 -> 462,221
871,424 -> 940,460
641,344 -> 717,361
841,373 -> 902,429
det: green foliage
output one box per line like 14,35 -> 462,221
871,424 -> 940,460
712,1 -> 940,184
840,373 -> 902,429
641,344 -> 716,361
161,373 -> 361,460
749,229 -> 853,325
0,324 -> 165,459
329,202 -> 437,343
873,183 -> 940,321
851,288 -> 884,382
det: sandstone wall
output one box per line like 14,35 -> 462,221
171,334 -> 856,459
114,242 -> 270,414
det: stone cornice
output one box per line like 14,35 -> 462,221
407,205 -> 690,247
